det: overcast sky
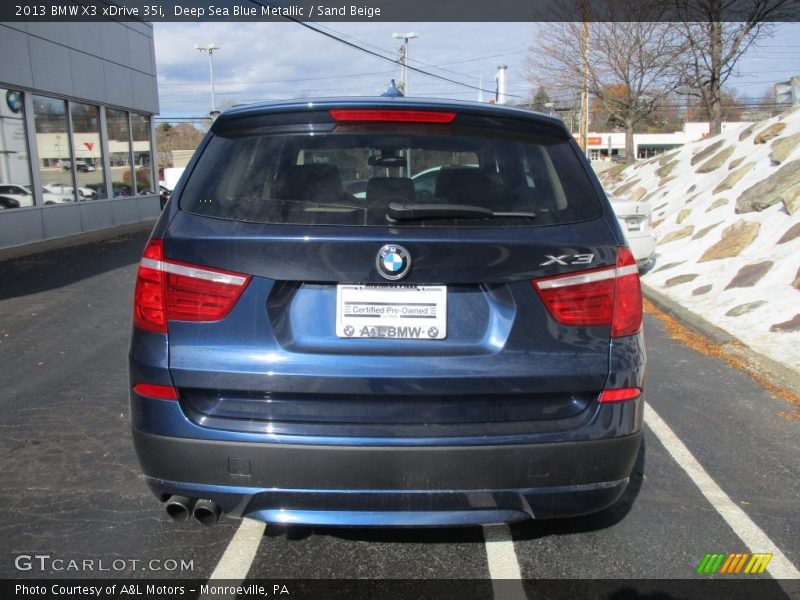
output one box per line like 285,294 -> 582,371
153,21 -> 800,121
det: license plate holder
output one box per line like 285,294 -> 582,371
336,284 -> 447,340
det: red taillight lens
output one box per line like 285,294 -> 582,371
599,387 -> 641,403
329,109 -> 456,123
133,240 -> 251,333
134,240 -> 167,333
611,247 -> 642,337
532,247 -> 642,337
133,383 -> 179,400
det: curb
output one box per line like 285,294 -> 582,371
0,221 -> 156,263
642,282 -> 800,401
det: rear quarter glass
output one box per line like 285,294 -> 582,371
179,110 -> 602,228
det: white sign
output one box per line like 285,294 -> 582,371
336,284 -> 447,340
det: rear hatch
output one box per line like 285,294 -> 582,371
157,103 -> 624,439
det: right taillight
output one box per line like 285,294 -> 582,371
133,240 -> 251,333
532,246 -> 642,337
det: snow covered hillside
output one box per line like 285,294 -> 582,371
600,106 -> 800,371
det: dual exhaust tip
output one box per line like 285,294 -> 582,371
165,495 -> 221,526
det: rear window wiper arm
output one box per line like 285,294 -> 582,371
387,202 -> 535,221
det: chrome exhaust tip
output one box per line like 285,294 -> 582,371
192,498 -> 221,526
165,495 -> 195,522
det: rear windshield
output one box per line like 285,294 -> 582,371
180,121 -> 601,227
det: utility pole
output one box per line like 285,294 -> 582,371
392,32 -> 418,96
579,11 -> 589,157
195,43 -> 221,117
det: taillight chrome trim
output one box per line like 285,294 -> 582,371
617,264 -> 639,277
140,257 -> 249,286
534,266 -> 616,290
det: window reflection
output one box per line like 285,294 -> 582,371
33,95 -> 76,204
0,88 -> 34,209
71,103 -> 106,200
107,108 -> 133,198
0,88 -> 33,210
131,113 -> 153,195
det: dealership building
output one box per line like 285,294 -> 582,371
0,20 -> 159,250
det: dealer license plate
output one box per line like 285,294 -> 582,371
336,284 -> 447,340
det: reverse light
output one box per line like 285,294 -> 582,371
133,240 -> 251,333
599,388 -> 642,403
532,246 -> 642,337
133,383 -> 179,400
329,109 -> 457,123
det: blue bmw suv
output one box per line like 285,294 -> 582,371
129,97 -> 644,527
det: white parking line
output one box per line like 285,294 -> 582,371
483,524 -> 527,600
644,403 -> 800,579
199,518 -> 266,599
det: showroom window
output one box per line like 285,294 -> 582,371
0,88 -> 34,210
107,108 -> 133,197
33,95 -> 76,203
70,102 -> 107,200
131,113 -> 153,195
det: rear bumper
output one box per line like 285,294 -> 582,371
133,428 -> 642,525
627,235 -> 656,271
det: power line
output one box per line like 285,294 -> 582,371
242,0 -> 524,100
157,49 -> 531,91
158,69 -> 395,87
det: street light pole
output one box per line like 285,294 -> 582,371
195,43 -> 221,115
392,32 -> 418,96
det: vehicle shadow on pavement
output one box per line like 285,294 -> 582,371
0,229 -> 150,300
268,521 -> 486,545
267,438 -> 646,545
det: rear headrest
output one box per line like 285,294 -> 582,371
435,167 -> 498,204
274,164 -> 343,200
366,177 -> 415,204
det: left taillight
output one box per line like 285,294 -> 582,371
133,239 -> 251,333
531,246 -> 642,337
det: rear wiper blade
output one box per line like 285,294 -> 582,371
387,202 -> 535,221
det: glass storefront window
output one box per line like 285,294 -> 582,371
71,103 -> 107,200
0,88 -> 34,209
131,113 -> 153,195
33,95 -> 76,204
107,108 -> 133,198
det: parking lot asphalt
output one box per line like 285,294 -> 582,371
0,230 -> 797,595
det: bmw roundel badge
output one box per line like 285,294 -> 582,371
376,244 -> 411,281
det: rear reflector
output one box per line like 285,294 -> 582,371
133,383 -> 179,400
133,240 -> 251,333
599,388 -> 641,403
329,109 -> 456,123
532,246 -> 642,337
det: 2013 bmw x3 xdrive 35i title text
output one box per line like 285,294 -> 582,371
129,97 -> 645,527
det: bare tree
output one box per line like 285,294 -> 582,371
674,0 -> 794,136
526,2 -> 687,163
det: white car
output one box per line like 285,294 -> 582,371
0,183 -> 75,206
0,184 -> 34,207
607,193 -> 656,272
43,183 -> 97,200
